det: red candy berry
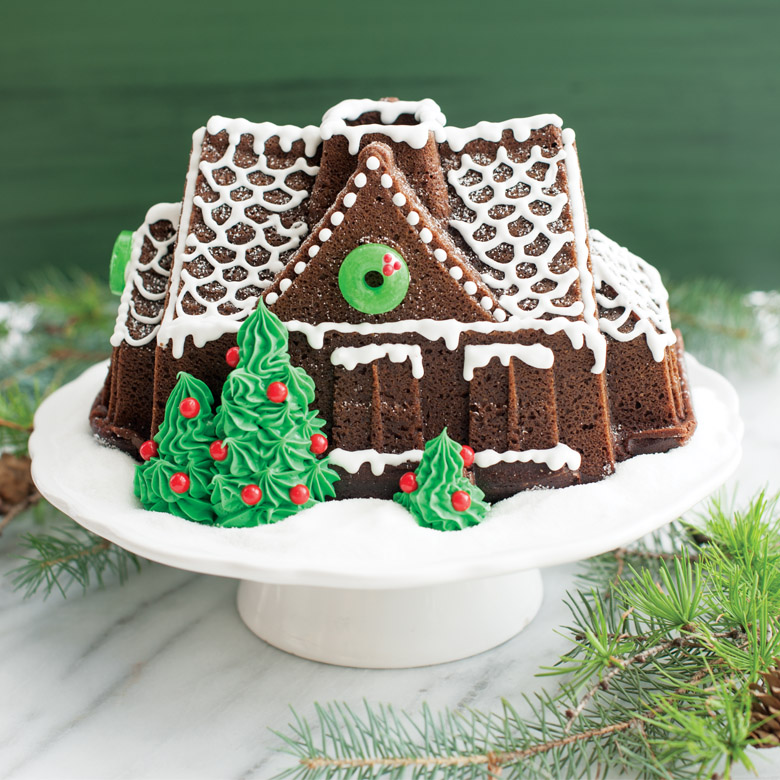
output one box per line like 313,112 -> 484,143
382,264 -> 394,276
225,346 -> 240,368
289,484 -> 310,505
169,472 -> 190,494
310,434 -> 328,455
179,397 -> 200,418
460,445 -> 475,468
139,440 -> 158,461
209,440 -> 228,461
393,259 -> 401,270
399,472 -> 418,494
383,253 -> 394,263
451,490 -> 471,512
267,381 -> 288,403
241,484 -> 262,505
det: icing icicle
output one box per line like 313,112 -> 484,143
331,344 -> 424,379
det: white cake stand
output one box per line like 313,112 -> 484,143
30,356 -> 741,668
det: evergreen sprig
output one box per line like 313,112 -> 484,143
11,521 -> 143,599
274,492 -> 780,779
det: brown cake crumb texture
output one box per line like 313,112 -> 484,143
91,99 -> 696,503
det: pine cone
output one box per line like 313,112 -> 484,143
749,662 -> 780,748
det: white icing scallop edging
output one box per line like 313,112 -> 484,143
31,356 -> 741,590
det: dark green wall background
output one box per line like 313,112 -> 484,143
2,0 -> 778,297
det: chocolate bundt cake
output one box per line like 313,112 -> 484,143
91,98 -> 695,504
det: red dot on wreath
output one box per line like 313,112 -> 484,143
139,440 -> 157,461
382,264 -> 394,276
310,434 -> 328,455
179,397 -> 200,418
392,259 -> 401,270
169,472 -> 190,494
399,472 -> 418,493
225,346 -> 240,368
241,484 -> 262,505
383,253 -> 393,263
267,381 -> 288,403
460,445 -> 475,468
209,440 -> 228,461
451,490 -> 471,512
289,484 -> 310,505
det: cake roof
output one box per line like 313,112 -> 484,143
157,121 -> 321,356
110,202 -> 180,349
590,229 -> 676,361
154,100 -> 614,370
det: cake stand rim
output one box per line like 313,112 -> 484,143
30,355 -> 742,590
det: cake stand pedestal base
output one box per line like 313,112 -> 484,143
237,569 -> 543,668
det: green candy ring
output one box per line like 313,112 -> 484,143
338,243 -> 410,315
109,230 -> 134,295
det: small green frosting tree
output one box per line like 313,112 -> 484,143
134,372 -> 216,524
210,300 -> 339,527
394,428 -> 489,531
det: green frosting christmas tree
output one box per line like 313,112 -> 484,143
393,428 -> 489,531
210,300 -> 339,526
134,372 -> 217,524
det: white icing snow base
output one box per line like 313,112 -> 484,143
31,356 -> 741,590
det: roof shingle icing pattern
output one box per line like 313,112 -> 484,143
590,229 -> 676,361
111,202 -> 181,348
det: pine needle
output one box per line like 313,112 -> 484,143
10,524 -> 143,599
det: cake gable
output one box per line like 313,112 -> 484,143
157,118 -> 322,358
266,142 -> 503,327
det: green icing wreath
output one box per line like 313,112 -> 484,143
338,243 -> 410,314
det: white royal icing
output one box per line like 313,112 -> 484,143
158,121 -> 321,358
111,202 -> 181,348
462,343 -> 554,380
473,442 -> 581,471
589,229 -> 676,361
285,317 -> 605,366
330,344 -> 424,379
320,98 -> 447,155
443,114 -> 563,153
328,442 -> 581,475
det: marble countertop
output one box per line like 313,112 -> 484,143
2,366 -> 779,780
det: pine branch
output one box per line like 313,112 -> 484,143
275,493 -> 780,780
10,524 -> 144,599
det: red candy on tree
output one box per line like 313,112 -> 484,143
169,472 -> 190,494
209,440 -> 228,461
310,434 -> 328,455
241,484 -> 262,505
139,440 -> 158,461
460,445 -> 475,468
267,381 -> 288,403
289,484 -> 310,505
179,397 -> 200,418
225,346 -> 240,368
399,471 -> 418,494
451,490 -> 471,512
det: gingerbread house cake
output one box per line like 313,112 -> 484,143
91,98 -> 696,503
